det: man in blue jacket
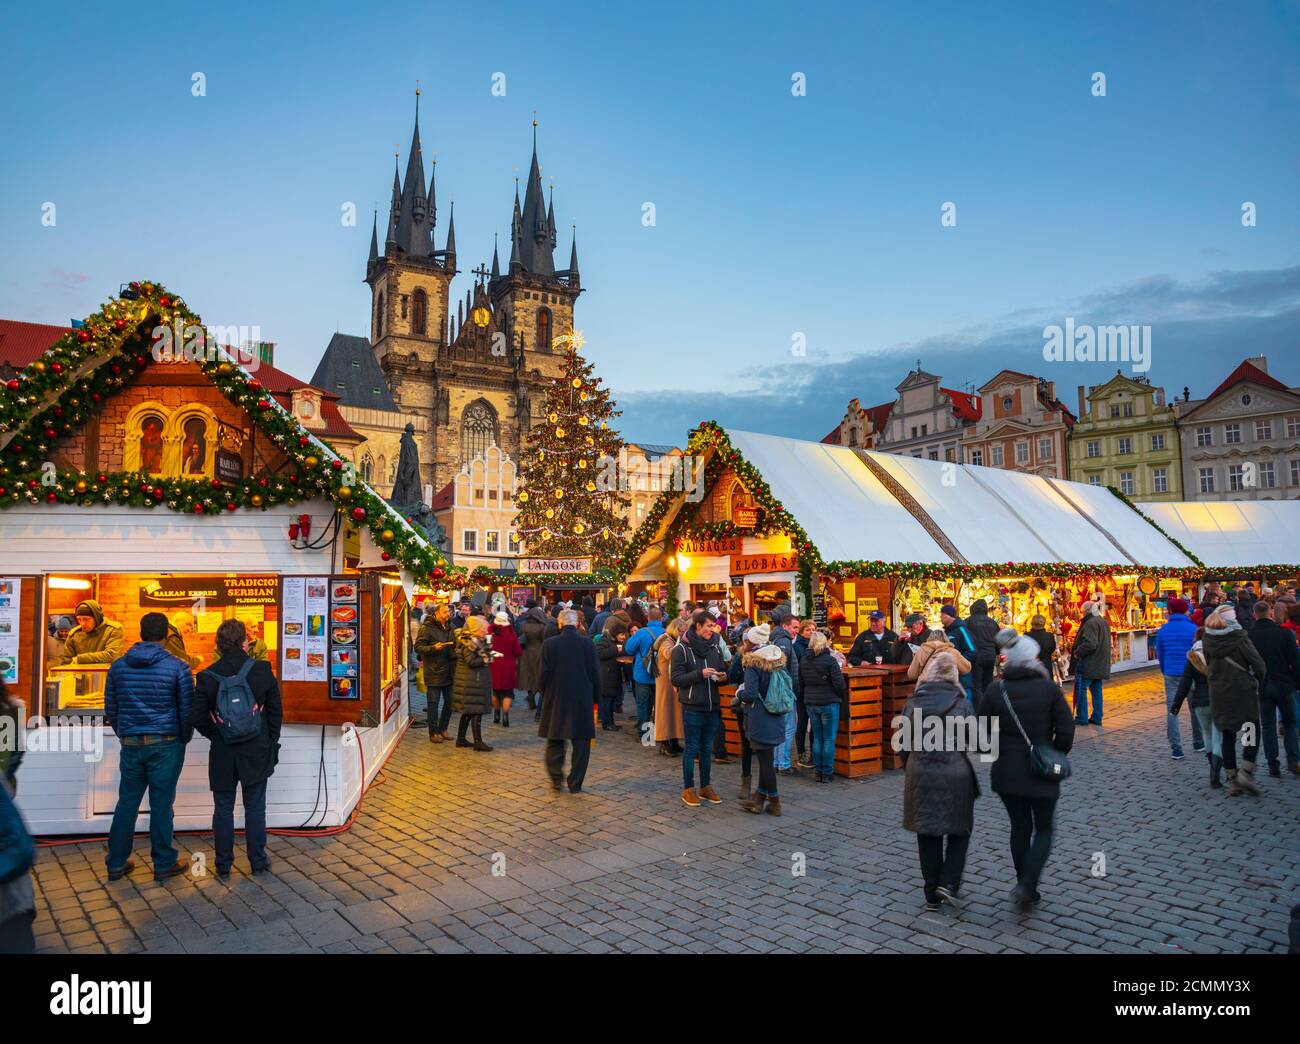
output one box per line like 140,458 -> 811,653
103,612 -> 194,882
623,606 -> 665,739
1154,597 -> 1202,760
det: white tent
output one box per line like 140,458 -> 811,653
1136,501 -> 1300,568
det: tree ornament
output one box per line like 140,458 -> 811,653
351,507 -> 367,521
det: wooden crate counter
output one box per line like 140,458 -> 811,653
835,666 -> 885,778
718,683 -> 742,757
870,663 -> 915,770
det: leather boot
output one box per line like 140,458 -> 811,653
739,776 -> 752,800
1209,753 -> 1222,789
493,708 -> 501,724
764,796 -> 782,816
740,793 -> 766,814
502,711 -> 510,728
1237,760 -> 1262,795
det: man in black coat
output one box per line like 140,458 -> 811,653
1248,602 -> 1300,775
414,602 -> 456,741
192,619 -> 282,880
538,609 -> 601,792
964,599 -> 1000,701
847,610 -> 898,666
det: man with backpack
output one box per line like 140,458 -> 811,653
193,619 -> 282,880
624,606 -> 665,739
103,612 -> 194,882
940,605 -> 978,701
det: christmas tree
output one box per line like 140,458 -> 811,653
513,332 -> 629,570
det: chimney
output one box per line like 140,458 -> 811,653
1154,386 -> 1165,407
1077,384 -> 1087,420
1247,355 -> 1268,374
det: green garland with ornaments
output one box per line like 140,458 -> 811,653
0,281 -> 469,588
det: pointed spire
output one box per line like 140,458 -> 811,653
547,185 -> 557,249
444,199 -> 457,269
517,119 -> 555,277
491,232 -> 500,279
394,87 -> 431,254
427,157 -> 437,238
386,155 -> 401,247
567,225 -> 580,289
368,210 -> 379,263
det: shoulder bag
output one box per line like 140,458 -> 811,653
999,682 -> 1071,781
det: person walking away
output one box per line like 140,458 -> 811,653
1071,601 -> 1111,725
0,781 -> 35,954
670,609 -> 727,807
738,636 -> 792,815
1203,606 -> 1267,796
1245,601 -> 1300,777
654,618 -> 687,757
595,617 -> 630,731
1026,615 -> 1057,678
1170,633 -> 1221,787
800,631 -> 848,783
193,619 -> 281,879
893,614 -> 928,668
103,612 -> 194,882
415,602 -> 456,742
538,609 -> 600,793
939,605 -> 978,700
488,612 -> 523,727
452,615 -> 496,751
847,610 -> 898,666
964,598 -> 1000,702
59,599 -> 124,666
624,606 -> 665,739
768,608 -> 802,775
980,634 -> 1074,907
901,651 -> 978,911
517,605 -> 549,721
1154,597 -> 1202,759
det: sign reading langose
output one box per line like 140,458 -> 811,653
521,557 -> 593,574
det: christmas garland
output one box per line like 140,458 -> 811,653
1106,486 -> 1204,566
0,281 -> 461,586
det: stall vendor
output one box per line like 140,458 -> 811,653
848,610 -> 898,666
893,613 -> 928,666
164,611 -> 202,669
58,600 -> 124,666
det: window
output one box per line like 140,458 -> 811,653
928,450 -> 939,461
412,288 -> 428,335
1228,464 -> 1246,492
911,426 -> 918,438
1123,403 -> 1133,417
1038,437 -> 1052,459
462,529 -> 477,553
375,292 -> 384,338
1119,471 -> 1134,495
1258,462 -> 1276,489
359,453 -> 373,483
1198,468 -> 1215,493
536,307 -> 553,352
1255,419 -> 1272,441
969,449 -> 983,466
1117,437 -> 1132,455
1291,460 -> 1300,486
388,457 -> 397,485
400,295 -> 408,319
1088,475 -> 1102,486
1152,467 -> 1168,494
921,424 -> 928,436
1015,442 -> 1029,464
1195,426 -> 1212,447
1002,396 -> 1014,411
1110,405 -> 1120,418
485,530 -> 500,553
1240,393 -> 1252,406
636,501 -> 647,520
507,532 -> 521,554
1224,423 -> 1241,444
460,400 -> 498,462
1086,440 -> 1100,458
945,448 -> 956,462
1151,433 -> 1165,451
991,445 -> 1004,466
1288,417 -> 1300,438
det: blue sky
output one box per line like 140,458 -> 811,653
1,0 -> 1298,444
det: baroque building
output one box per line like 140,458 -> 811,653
875,368 -> 981,462
1068,372 -> 1182,500
314,96 -> 581,496
962,369 -> 1074,478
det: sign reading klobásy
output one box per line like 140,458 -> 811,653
520,558 -> 593,574
729,553 -> 798,574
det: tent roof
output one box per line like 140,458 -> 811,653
1136,501 -> 1300,568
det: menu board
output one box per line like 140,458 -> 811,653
329,578 -> 360,700
281,577 -> 305,681
305,580 -> 329,683
0,578 -> 20,684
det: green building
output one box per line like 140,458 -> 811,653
1069,373 -> 1182,501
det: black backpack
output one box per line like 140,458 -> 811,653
201,659 -> 262,745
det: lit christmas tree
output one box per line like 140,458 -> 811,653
513,331 -> 629,570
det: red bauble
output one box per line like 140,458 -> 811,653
211,478 -> 221,488
26,480 -> 38,489
152,487 -> 163,498
91,393 -> 102,403
139,483 -> 150,493
351,507 -> 367,520
110,365 -> 121,375
76,330 -> 90,343
193,504 -> 205,514
258,478 -> 268,487
113,319 -> 126,331
247,379 -> 262,391
159,296 -> 171,307
256,398 -> 271,410
330,459 -> 343,470
381,552 -> 391,561
44,428 -> 57,439
298,436 -> 309,447
49,362 -> 63,374
5,379 -> 18,391
430,566 -> 446,580
226,503 -> 238,512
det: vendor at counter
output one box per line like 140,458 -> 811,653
847,610 -> 898,666
58,601 -> 124,666
893,613 -> 929,666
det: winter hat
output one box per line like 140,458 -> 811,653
752,643 -> 785,664
708,606 -> 724,619
493,612 -> 510,626
744,624 -> 772,646
1002,634 -> 1048,675
994,626 -> 1019,650
939,604 -> 957,620
904,612 -> 925,627
1167,597 -> 1190,615
918,650 -> 960,685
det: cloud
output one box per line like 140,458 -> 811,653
45,268 -> 93,290
617,265 -> 1300,445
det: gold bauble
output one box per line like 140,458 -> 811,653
579,391 -> 589,401
545,508 -> 554,519
541,528 -> 551,540
555,427 -> 566,438
304,455 -> 319,469
573,523 -> 585,534
553,488 -> 564,499
380,528 -> 395,543
577,459 -> 587,469
338,486 -> 353,499
74,479 -> 88,493
548,412 -> 558,422
584,436 -> 594,446
585,481 -> 596,492
250,494 -> 264,507
518,491 -> 529,503
578,416 -> 589,426
571,378 -> 582,388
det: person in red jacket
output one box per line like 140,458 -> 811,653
489,612 -> 523,727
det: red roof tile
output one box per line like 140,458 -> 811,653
430,479 -> 455,512
1205,359 -> 1288,402
0,319 -> 70,368
942,388 -> 982,422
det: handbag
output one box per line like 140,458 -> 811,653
999,682 -> 1071,781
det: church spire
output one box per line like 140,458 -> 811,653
368,209 -> 378,263
491,232 -> 500,279
385,155 -> 401,247
516,117 -> 556,277
393,87 -> 432,255
565,226 -> 580,289
427,157 -> 437,235
444,199 -> 457,270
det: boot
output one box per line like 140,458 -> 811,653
1237,760 -> 1263,795
471,718 -> 492,752
1289,760 -> 1300,776
764,796 -> 782,817
740,793 -> 766,814
1209,753 -> 1222,789
502,711 -> 510,728
493,708 -> 501,724
739,776 -> 752,800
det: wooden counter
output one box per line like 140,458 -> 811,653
837,666 -> 885,777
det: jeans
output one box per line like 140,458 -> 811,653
775,707 -> 797,769
599,693 -> 621,728
427,685 -> 453,735
1192,705 -> 1222,758
1000,794 -> 1057,896
1221,723 -> 1260,771
973,660 -> 994,703
107,738 -> 186,874
1259,681 -> 1300,769
1074,676 -> 1104,724
795,700 -> 809,757
682,709 -> 718,789
754,746 -> 778,797
212,776 -> 268,873
808,703 -> 840,777
633,682 -> 655,732
1163,674 -> 1204,753
916,833 -> 970,903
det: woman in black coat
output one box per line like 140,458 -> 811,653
452,616 -> 495,751
595,617 -> 629,731
193,619 -> 282,877
900,650 -> 978,911
979,634 -> 1074,907
799,632 -> 848,783
516,607 -> 548,715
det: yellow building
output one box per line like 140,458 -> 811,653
432,444 -> 522,570
1068,373 -> 1182,501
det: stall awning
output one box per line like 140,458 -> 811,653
1136,501 -> 1300,569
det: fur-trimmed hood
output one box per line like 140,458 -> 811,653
742,648 -> 785,672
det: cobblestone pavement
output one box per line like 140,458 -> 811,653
28,668 -> 1299,954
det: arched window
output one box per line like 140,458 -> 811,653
412,288 -> 427,335
460,400 -> 498,462
388,457 -> 398,485
375,292 -> 385,339
536,307 -> 552,353
359,453 -> 373,483
375,455 -> 386,485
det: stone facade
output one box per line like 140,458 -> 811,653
963,369 -> 1074,478
1068,373 -> 1182,500
875,369 -> 978,462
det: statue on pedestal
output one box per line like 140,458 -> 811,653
387,422 -> 448,553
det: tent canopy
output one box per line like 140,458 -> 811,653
1136,501 -> 1300,569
